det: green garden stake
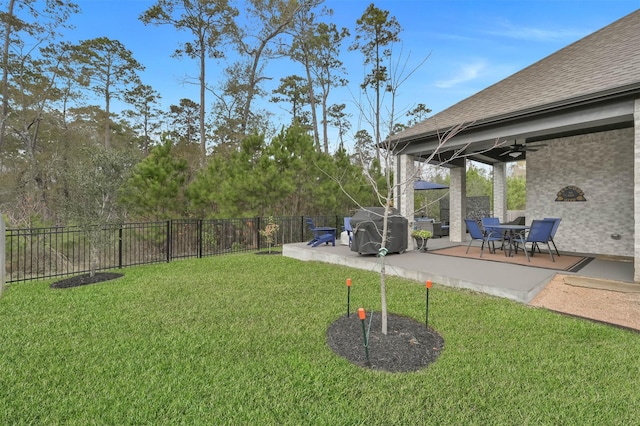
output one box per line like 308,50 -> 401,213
425,280 -> 432,328
358,308 -> 370,365
346,278 -> 352,317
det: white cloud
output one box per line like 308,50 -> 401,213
435,61 -> 486,89
485,20 -> 587,42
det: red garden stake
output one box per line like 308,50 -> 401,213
425,280 -> 432,328
346,278 -> 352,317
358,308 -> 370,365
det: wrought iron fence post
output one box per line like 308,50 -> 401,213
198,219 -> 203,258
256,216 -> 262,251
166,220 -> 171,263
118,226 -> 123,269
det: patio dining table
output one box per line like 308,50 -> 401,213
489,224 -> 530,257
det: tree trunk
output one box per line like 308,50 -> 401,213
0,0 -> 16,154
303,56 -> 320,151
379,201 -> 391,335
199,44 -> 207,166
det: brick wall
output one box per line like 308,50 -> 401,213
526,128 -> 634,256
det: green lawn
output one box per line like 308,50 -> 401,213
1,254 -> 639,424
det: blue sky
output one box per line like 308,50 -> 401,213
62,0 -> 639,148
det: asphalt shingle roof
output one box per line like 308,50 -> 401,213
396,9 -> 640,143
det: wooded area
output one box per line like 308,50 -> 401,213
0,0 -> 523,230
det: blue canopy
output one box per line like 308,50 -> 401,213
414,180 -> 449,190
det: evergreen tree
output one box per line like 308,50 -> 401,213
119,137 -> 189,220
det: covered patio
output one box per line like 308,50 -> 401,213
391,10 -> 640,281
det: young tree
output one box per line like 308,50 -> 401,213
140,0 -> 238,165
75,37 -> 144,149
347,5 -> 494,336
63,146 -> 135,277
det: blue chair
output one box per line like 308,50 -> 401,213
512,219 -> 556,262
464,219 -> 503,257
343,217 -> 353,247
306,218 -> 335,247
481,217 -> 505,249
543,217 -> 562,256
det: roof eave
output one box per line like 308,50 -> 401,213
391,82 -> 640,148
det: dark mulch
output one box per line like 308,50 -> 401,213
327,312 -> 445,373
50,272 -> 124,289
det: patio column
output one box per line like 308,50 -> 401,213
493,162 -> 507,222
449,162 -> 467,243
634,98 -> 640,282
394,153 -> 415,245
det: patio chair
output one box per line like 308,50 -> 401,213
464,219 -> 503,257
543,217 -> 562,256
343,217 -> 353,247
506,216 -> 526,226
481,217 -> 505,249
511,219 -> 556,262
306,218 -> 335,247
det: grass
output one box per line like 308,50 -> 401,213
1,254 -> 639,424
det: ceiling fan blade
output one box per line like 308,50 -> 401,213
525,143 -> 547,149
499,150 -> 512,156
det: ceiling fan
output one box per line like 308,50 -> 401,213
499,141 -> 547,158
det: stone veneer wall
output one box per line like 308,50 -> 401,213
526,128 -> 634,257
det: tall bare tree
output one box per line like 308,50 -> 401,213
140,0 -> 238,165
327,103 -> 351,152
288,10 -> 349,153
0,0 -> 79,153
75,37 -> 144,149
123,83 -> 163,155
229,0 -> 316,137
350,3 -> 401,164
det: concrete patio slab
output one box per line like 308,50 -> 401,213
283,237 -> 634,304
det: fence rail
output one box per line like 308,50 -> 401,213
5,215 -> 343,284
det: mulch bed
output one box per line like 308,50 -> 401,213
50,272 -> 124,289
327,312 -> 444,373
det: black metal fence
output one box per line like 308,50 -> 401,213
5,215 -> 343,284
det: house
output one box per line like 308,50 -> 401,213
391,9 -> 640,281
